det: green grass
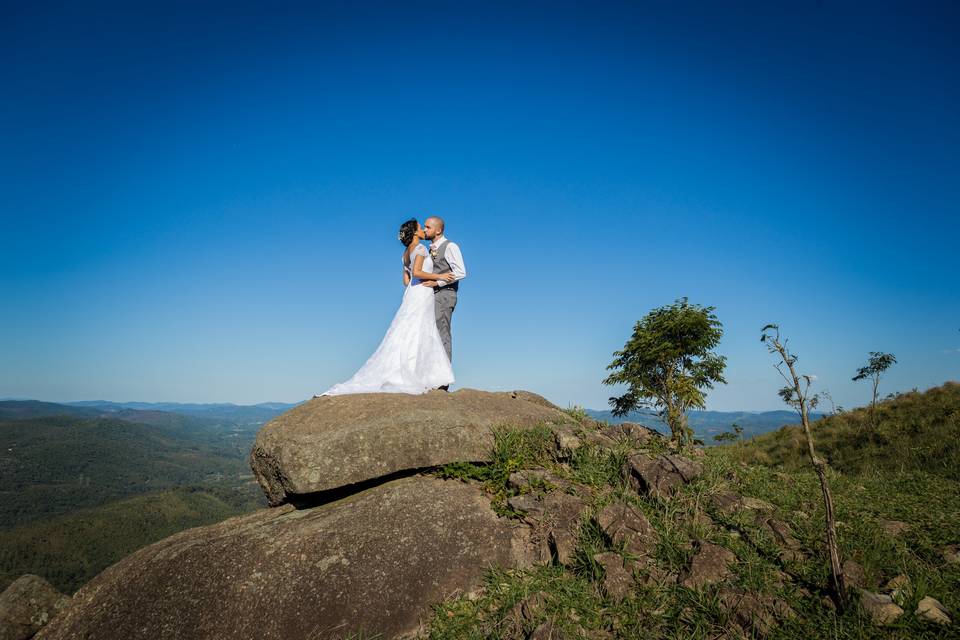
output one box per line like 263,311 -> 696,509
707,455 -> 960,638
568,443 -> 630,490
723,382 -> 960,481
435,423 -> 558,515
425,416 -> 960,639
564,404 -> 590,423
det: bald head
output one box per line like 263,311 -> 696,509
424,216 -> 445,240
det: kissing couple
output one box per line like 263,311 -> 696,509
317,216 -> 466,397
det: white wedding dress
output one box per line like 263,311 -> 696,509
319,244 -> 454,395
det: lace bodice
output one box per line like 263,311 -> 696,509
404,244 -> 433,286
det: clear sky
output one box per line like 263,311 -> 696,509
2,2 -> 957,410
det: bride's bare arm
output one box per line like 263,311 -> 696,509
412,254 -> 453,281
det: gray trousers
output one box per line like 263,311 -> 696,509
434,287 -> 457,362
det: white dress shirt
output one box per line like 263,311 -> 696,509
431,235 -> 466,287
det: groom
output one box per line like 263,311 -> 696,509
422,216 -> 466,380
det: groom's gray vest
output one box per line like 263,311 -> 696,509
431,241 -> 459,293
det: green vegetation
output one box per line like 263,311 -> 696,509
0,406 -> 268,595
436,424 -> 558,516
713,424 -> 742,444
427,408 -> 960,638
0,480 -> 265,594
0,413 -> 258,529
604,298 -> 727,445
564,404 -> 589,423
721,382 -> 960,481
853,352 -> 898,430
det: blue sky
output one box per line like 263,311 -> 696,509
1,1 -> 957,410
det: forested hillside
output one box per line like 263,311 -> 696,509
0,411 -> 255,529
0,400 -> 275,594
0,482 -> 264,593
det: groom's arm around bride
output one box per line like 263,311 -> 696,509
434,242 -> 465,288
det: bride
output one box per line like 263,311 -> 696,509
317,219 -> 455,396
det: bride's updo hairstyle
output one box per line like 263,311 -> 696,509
398,218 -> 418,246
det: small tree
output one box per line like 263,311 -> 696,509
713,431 -> 738,444
761,324 -> 846,609
604,298 -> 726,445
713,423 -> 745,444
819,388 -> 843,416
852,352 -> 896,428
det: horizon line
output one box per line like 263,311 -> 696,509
0,395 -> 822,414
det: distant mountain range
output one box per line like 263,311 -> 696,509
0,398 -> 302,424
0,397 -> 810,443
0,400 -> 105,421
585,407 -> 817,442
64,400 -> 302,423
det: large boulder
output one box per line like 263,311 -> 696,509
250,389 -> 574,505
0,575 -> 70,640
36,476 -> 535,640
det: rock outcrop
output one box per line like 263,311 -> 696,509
0,575 -> 70,640
916,595 -> 951,625
249,389 -> 574,505
859,590 -> 904,625
678,541 -> 736,589
944,544 -> 960,564
717,588 -> 795,636
508,488 -> 590,566
594,552 -> 633,600
622,453 -> 704,498
842,560 -> 869,589
877,519 -> 910,536
36,476 -> 534,640
596,501 -> 657,557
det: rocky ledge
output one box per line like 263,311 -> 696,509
249,389 -> 575,505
